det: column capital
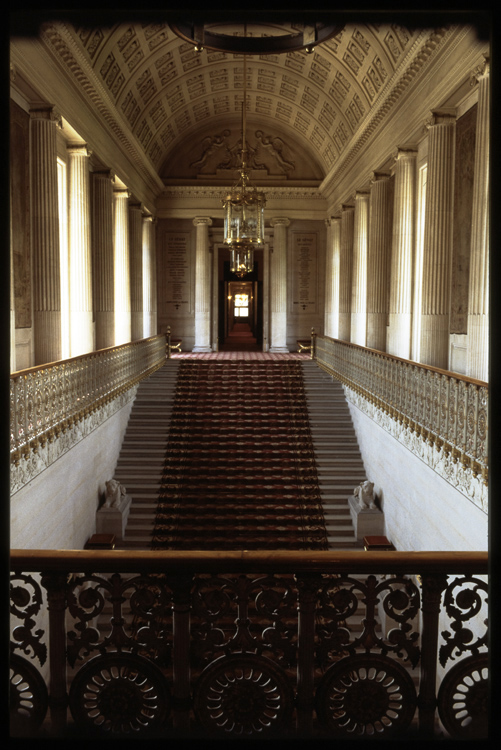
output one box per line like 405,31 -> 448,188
143,213 -> 156,224
67,143 -> 92,158
129,201 -> 144,213
193,216 -> 213,227
424,109 -> 456,130
29,105 -> 62,128
341,204 -> 354,213
470,54 -> 489,85
325,216 -> 341,227
93,169 -> 114,181
370,171 -> 390,185
113,186 -> 131,199
270,217 -> 290,227
354,190 -> 370,200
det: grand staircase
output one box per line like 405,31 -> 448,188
114,358 -> 366,550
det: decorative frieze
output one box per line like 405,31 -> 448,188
343,384 -> 487,515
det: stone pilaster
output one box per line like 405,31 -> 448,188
68,145 -> 93,357
113,186 -> 131,345
339,205 -> 354,342
324,217 -> 341,340
467,58 -> 489,382
142,215 -> 157,338
193,217 -> 213,352
129,203 -> 144,341
93,170 -> 115,350
420,112 -> 456,369
367,173 -> 393,352
351,192 -> 370,346
388,150 -> 417,359
270,217 -> 290,352
30,106 -> 62,365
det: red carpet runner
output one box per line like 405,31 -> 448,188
152,361 -> 328,550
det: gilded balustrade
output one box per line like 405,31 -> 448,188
314,335 -> 488,484
9,550 -> 488,740
10,335 -> 166,465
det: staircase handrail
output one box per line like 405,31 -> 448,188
10,335 -> 166,464
313,334 -> 488,483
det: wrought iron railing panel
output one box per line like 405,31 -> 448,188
9,550 -> 488,740
314,336 -> 488,484
10,335 -> 166,465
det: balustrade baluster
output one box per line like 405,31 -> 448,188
417,573 -> 448,738
171,574 -> 193,731
296,574 -> 321,734
41,572 -> 69,737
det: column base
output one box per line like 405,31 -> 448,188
269,347 -> 289,353
192,346 -> 212,353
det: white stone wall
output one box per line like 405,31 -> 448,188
346,396 -> 488,552
10,398 -> 134,550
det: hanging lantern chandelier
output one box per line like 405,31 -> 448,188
223,53 -> 266,277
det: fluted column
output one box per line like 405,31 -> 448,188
467,58 -> 489,381
93,170 -> 115,350
351,192 -> 370,346
270,217 -> 290,352
339,205 -> 354,342
129,203 -> 144,341
142,215 -> 157,337
113,186 -> 131,345
68,145 -> 93,356
420,112 -> 455,369
367,173 -> 393,351
388,150 -> 417,358
324,217 -> 341,339
30,106 -> 61,365
193,217 -> 213,352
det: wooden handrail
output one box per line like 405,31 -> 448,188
10,549 -> 488,574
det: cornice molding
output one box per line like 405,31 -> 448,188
160,185 -> 326,201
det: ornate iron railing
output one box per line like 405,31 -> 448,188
9,335 -> 166,465
10,550 -> 488,740
313,335 -> 488,484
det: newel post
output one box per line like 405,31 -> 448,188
166,325 -> 172,359
418,573 -> 448,737
296,573 -> 321,734
41,572 -> 70,736
310,328 -> 316,359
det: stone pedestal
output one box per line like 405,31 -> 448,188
96,494 -> 132,541
348,495 -> 385,541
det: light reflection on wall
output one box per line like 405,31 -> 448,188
57,157 -> 70,359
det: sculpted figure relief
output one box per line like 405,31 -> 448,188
354,480 -> 377,510
103,479 -> 126,508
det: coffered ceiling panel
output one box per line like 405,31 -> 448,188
39,19 -> 422,181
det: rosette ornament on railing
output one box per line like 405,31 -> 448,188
10,335 -> 166,465
314,336 -> 488,484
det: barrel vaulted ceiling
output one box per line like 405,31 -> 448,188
10,12 -> 489,211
